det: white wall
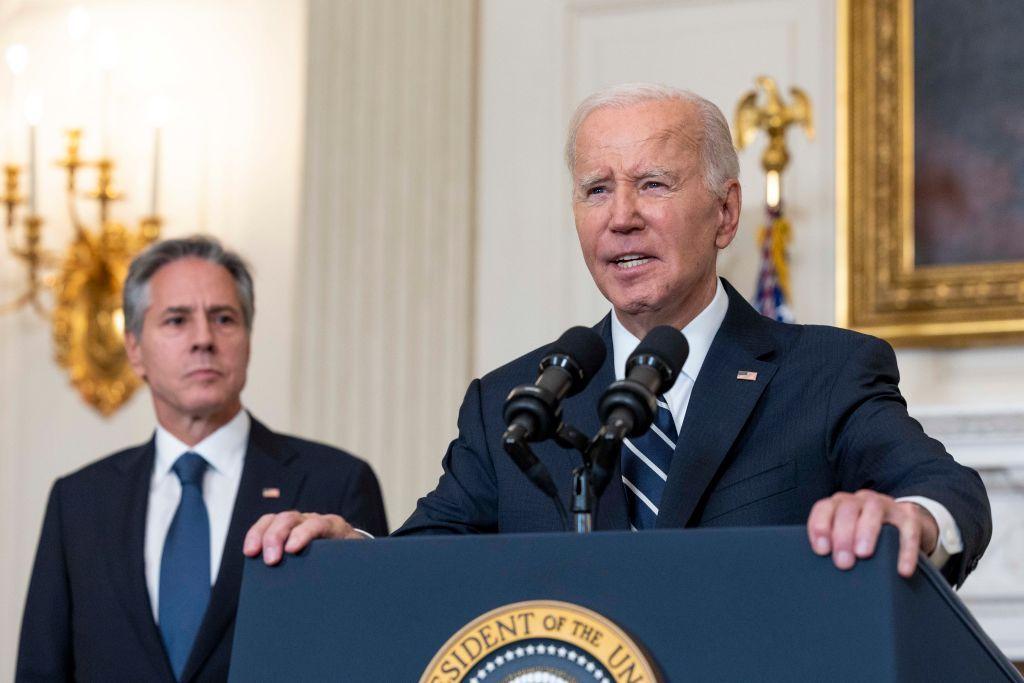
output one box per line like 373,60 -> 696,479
292,0 -> 475,531
0,0 -> 306,673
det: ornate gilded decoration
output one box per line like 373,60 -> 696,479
734,75 -> 814,210
3,130 -> 161,415
838,0 -> 1024,346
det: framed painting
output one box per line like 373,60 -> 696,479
837,0 -> 1024,347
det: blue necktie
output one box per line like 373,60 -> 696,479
621,396 -> 678,529
159,452 -> 211,680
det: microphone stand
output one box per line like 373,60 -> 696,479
502,377 -> 657,534
569,420 -> 628,534
502,421 -> 602,534
571,467 -> 594,533
570,386 -> 656,532
503,418 -> 633,535
553,424 -> 595,534
503,328 -> 680,534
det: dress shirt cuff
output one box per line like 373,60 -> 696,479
354,528 -> 375,539
896,495 -> 963,569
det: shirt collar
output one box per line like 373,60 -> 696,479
154,408 -> 250,479
611,277 -> 729,382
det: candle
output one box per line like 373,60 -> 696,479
27,123 -> 36,214
24,94 -> 42,215
147,96 -> 169,216
149,127 -> 161,216
99,70 -> 111,157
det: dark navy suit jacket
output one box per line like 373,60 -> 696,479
397,280 -> 991,588
16,416 -> 388,683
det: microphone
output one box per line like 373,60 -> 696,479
502,326 -> 607,443
597,325 -> 689,438
502,326 -> 606,530
587,326 -> 688,499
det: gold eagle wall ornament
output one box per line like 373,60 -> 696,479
734,75 -> 814,202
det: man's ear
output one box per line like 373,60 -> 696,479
124,331 -> 146,380
714,180 -> 742,249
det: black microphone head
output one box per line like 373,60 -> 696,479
540,326 -> 607,396
626,325 -> 689,393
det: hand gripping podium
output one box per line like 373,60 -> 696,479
229,527 -> 1020,682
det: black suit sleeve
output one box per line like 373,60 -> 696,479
394,379 -> 500,536
339,460 -> 389,537
825,335 -> 992,587
17,480 -> 74,682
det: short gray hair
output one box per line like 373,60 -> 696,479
122,235 -> 255,338
564,82 -> 739,199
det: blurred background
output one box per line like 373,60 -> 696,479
1,0 -> 1022,673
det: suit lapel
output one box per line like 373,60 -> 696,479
104,437 -> 177,681
181,417 -> 306,682
657,281 -> 779,529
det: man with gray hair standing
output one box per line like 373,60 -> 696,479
17,236 -> 388,682
247,83 -> 990,588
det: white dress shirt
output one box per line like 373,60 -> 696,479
145,409 -> 249,620
609,278 -> 962,565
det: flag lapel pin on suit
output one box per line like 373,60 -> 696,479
736,370 -> 758,381
262,487 -> 281,499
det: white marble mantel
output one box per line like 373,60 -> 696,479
914,409 -> 1024,660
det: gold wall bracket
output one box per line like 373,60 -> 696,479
3,129 -> 162,414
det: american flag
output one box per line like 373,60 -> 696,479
754,207 -> 794,323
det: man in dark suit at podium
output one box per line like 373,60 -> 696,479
16,236 -> 388,682
245,84 -> 990,588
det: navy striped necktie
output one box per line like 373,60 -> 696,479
159,451 -> 211,680
621,396 -> 678,529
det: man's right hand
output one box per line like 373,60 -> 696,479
242,511 -> 367,565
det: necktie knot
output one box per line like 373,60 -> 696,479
172,452 -> 208,487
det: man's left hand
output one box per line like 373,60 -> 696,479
806,490 -> 939,578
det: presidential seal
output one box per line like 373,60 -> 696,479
421,600 -> 658,683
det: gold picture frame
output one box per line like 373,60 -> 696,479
837,0 -> 1024,347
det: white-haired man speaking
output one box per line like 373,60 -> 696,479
245,83 -> 990,587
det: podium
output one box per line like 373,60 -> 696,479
229,527 -> 1020,681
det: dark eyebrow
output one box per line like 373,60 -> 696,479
162,306 -> 193,316
207,305 -> 242,316
159,305 -> 241,316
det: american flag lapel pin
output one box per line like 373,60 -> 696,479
736,370 -> 758,381
262,487 -> 281,499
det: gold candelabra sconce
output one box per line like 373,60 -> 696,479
734,75 -> 815,210
2,127 -> 162,415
